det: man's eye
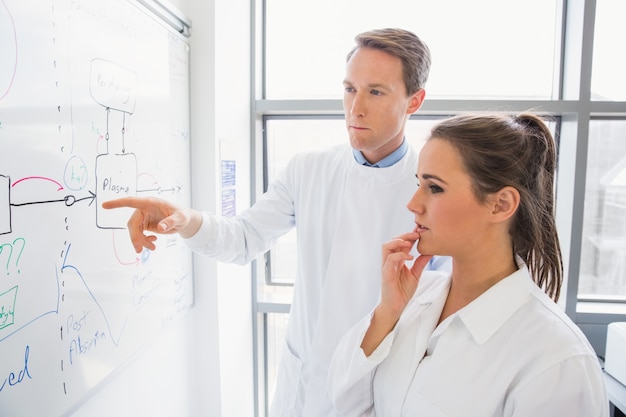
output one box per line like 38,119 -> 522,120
344,86 -> 355,93
371,89 -> 383,96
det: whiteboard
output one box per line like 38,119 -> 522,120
0,0 -> 193,415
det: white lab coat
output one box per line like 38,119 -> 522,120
328,261 -> 610,417
185,143 -> 449,417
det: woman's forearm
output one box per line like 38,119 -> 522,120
360,304 -> 400,356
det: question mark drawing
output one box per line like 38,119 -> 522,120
0,237 -> 25,275
12,238 -> 25,274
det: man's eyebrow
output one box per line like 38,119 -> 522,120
418,173 -> 448,184
342,80 -> 389,90
367,83 -> 390,91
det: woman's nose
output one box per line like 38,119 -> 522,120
407,189 -> 424,214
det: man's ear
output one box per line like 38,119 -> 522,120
407,89 -> 426,115
491,186 -> 520,222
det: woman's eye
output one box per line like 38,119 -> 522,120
416,180 -> 443,194
429,184 -> 444,194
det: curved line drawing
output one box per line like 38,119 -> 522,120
0,0 -> 18,101
61,243 -> 127,347
0,270 -> 59,343
11,176 -> 64,191
111,229 -> 140,266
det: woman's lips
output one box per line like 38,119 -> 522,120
414,223 -> 429,233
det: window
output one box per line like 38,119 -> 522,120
579,119 -> 626,300
264,0 -> 560,100
591,0 -> 626,101
251,1 -> 626,415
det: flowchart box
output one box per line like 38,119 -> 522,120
0,285 -> 17,330
0,175 -> 11,235
89,59 -> 137,114
95,153 -> 137,229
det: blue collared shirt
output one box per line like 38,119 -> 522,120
352,138 -> 408,168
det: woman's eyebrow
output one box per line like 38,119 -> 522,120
418,173 -> 448,184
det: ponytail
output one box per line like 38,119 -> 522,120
512,114 -> 562,301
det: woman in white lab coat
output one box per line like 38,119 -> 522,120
328,113 -> 610,416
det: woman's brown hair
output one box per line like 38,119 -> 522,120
429,112 -> 563,301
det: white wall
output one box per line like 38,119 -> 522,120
69,0 -> 254,416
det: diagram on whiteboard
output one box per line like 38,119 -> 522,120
0,0 -> 193,415
91,58 -> 139,229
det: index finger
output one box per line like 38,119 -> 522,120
392,231 -> 420,245
382,232 -> 420,256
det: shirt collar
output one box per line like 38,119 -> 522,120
414,271 -> 452,305
457,256 -> 534,345
352,138 -> 408,168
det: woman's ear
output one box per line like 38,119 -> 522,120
491,186 -> 520,222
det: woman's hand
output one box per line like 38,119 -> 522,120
380,232 -> 433,320
360,232 -> 432,356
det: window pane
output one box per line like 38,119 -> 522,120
591,0 -> 626,101
266,118 -> 346,182
265,312 -> 288,411
265,0 -> 559,100
263,118 -> 346,287
579,119 -> 626,298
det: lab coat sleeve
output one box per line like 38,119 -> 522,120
327,312 -> 396,417
183,164 -> 296,265
505,354 -> 610,417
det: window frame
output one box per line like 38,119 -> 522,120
250,0 -> 626,416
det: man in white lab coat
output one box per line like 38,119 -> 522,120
102,28 -> 449,416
